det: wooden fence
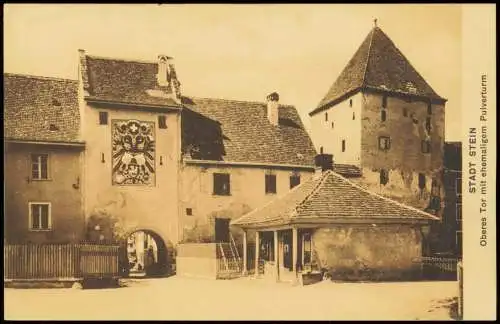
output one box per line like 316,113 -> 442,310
4,243 -> 120,281
415,256 -> 458,280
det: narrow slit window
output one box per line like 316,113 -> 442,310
99,111 -> 108,125
325,112 -> 328,122
158,115 -> 167,129
381,109 -> 387,122
341,140 -> 346,152
349,99 -> 353,107
382,95 -> 387,108
418,173 -> 426,190
421,140 -> 431,153
352,112 -> 355,120
380,169 -> 389,185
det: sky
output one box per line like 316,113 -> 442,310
4,4 -> 462,140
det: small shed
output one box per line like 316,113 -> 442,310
231,170 -> 439,282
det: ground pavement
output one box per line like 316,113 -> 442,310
4,276 -> 459,320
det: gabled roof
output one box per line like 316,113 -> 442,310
4,73 -> 82,143
231,170 -> 438,228
181,97 -> 317,167
332,164 -> 362,178
81,53 -> 182,108
310,26 -> 446,116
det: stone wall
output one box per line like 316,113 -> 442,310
176,243 -> 218,279
311,225 -> 424,281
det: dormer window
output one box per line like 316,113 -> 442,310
49,124 -> 59,131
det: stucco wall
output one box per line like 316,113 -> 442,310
312,225 -> 423,281
82,103 -> 181,247
4,143 -> 84,243
179,164 -> 314,244
309,93 -> 363,165
176,243 -> 218,279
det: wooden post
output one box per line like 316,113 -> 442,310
254,231 -> 260,277
274,230 -> 279,282
242,230 -> 248,275
292,228 -> 298,276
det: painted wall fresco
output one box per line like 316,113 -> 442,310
112,119 -> 155,186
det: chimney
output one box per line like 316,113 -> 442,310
266,92 -> 280,126
314,153 -> 334,172
157,55 -> 169,87
157,55 -> 182,103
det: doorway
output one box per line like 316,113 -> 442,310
214,218 -> 230,243
125,230 -> 168,277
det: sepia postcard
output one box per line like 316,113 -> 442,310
3,3 -> 496,321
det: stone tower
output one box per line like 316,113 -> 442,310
309,24 -> 446,216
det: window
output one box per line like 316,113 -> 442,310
378,136 -> 391,151
29,203 -> 51,230
186,208 -> 193,216
213,173 -> 230,196
380,169 -> 389,185
421,140 -> 431,153
349,99 -> 353,107
99,111 -> 108,125
403,108 -> 408,117
425,117 -> 432,133
427,103 -> 432,115
456,177 -> 462,196
325,112 -> 328,122
381,109 -> 387,122
352,112 -> 355,120
265,174 -> 277,194
31,154 -> 49,180
331,122 -> 334,129
418,173 -> 426,190
290,173 -> 301,189
456,203 -> 462,221
382,95 -> 387,108
341,140 -> 346,152
320,146 -> 324,154
158,115 -> 167,129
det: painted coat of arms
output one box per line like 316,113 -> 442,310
112,119 -> 155,185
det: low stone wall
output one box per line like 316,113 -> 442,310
176,243 -> 218,279
312,225 -> 424,281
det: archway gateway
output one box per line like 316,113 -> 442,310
124,230 -> 169,277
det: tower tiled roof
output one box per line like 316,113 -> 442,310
310,26 -> 447,116
231,170 -> 439,228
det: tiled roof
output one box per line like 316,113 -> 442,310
231,170 -> 438,228
332,164 -> 362,178
4,73 -> 82,143
83,54 -> 181,108
310,26 -> 446,116
181,97 -> 317,167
